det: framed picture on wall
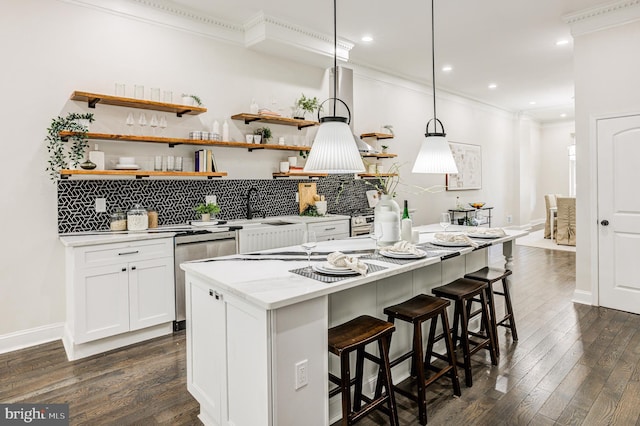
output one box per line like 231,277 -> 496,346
446,142 -> 482,190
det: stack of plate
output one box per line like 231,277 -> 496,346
312,262 -> 358,275
379,249 -> 427,259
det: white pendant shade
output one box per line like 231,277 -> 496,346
411,134 -> 458,174
304,120 -> 365,173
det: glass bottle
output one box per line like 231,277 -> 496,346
401,200 -> 412,242
402,200 -> 410,219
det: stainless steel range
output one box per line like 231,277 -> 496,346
350,210 -> 374,236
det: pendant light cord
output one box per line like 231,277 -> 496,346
431,0 -> 437,123
333,0 -> 337,117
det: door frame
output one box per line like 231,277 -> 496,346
590,111 -> 640,307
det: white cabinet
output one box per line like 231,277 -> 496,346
307,219 -> 349,241
186,274 -> 269,426
63,237 -> 175,360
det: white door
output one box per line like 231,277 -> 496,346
597,114 -> 640,314
129,257 -> 175,331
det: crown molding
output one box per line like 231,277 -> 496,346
564,0 -> 640,36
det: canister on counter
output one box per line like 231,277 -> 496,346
110,210 -> 127,231
127,204 -> 148,231
147,208 -> 158,229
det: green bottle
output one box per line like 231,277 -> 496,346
402,200 -> 410,219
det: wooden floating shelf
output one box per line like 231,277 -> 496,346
59,170 -> 227,179
361,153 -> 398,159
70,91 -> 207,117
272,172 -> 328,178
231,113 -> 319,130
59,132 -> 311,152
357,173 -> 399,178
360,132 -> 394,140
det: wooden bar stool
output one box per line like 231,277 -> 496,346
464,267 -> 518,357
328,315 -> 399,426
432,278 -> 498,387
378,294 -> 461,425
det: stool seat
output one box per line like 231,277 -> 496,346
464,266 -> 512,283
380,294 -> 461,425
432,278 -> 497,387
328,315 -> 399,425
383,294 -> 450,323
328,315 -> 395,355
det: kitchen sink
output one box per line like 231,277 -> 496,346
262,220 -> 297,226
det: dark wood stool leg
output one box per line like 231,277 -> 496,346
479,291 -> 498,366
339,352 -> 351,426
413,320 -> 427,425
440,310 -> 462,397
457,299 -> 473,387
501,277 -> 518,341
353,347 -> 365,412
451,300 -> 460,348
378,335 -> 399,426
484,285 -> 500,357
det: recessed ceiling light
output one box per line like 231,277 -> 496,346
442,65 -> 452,72
556,39 -> 570,46
488,83 -> 497,89
361,35 -> 373,42
560,113 -> 567,118
529,101 -> 537,105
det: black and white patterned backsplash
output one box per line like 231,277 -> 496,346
57,175 -> 372,233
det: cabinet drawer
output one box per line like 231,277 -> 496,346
307,220 -> 349,237
75,237 -> 173,269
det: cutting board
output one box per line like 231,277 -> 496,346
298,182 -> 317,213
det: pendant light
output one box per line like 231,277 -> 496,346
303,0 -> 365,174
412,0 -> 458,174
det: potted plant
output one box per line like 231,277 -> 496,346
181,93 -> 203,106
194,202 -> 221,222
293,93 -> 319,120
381,145 -> 389,153
45,112 -> 95,181
255,126 -> 272,143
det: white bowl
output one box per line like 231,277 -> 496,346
119,156 -> 135,165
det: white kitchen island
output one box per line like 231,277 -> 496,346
181,225 -> 526,426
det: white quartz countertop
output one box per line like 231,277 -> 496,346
181,225 -> 527,311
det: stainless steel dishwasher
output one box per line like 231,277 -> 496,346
173,229 -> 237,331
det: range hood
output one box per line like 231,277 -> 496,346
329,66 -> 376,153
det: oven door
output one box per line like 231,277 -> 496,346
351,224 -> 372,237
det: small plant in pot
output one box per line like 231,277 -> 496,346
181,93 -> 203,106
381,145 -> 389,153
293,93 -> 319,120
255,126 -> 272,144
45,112 -> 95,181
194,202 -> 221,222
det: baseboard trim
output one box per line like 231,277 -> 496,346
0,323 -> 64,355
572,289 -> 593,305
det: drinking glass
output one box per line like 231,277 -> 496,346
150,87 -> 160,102
440,212 -> 451,232
134,84 -> 144,99
369,224 -> 383,258
154,156 -> 162,171
301,230 -> 317,272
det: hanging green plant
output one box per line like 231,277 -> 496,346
255,126 -> 272,142
45,112 -> 95,181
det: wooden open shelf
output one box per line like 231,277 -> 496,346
357,173 -> 399,178
59,170 -> 227,179
361,153 -> 398,159
59,132 -> 312,152
231,113 -> 319,130
360,132 -> 394,140
70,91 -> 207,117
272,172 -> 328,178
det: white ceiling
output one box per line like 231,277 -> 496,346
166,0 -> 613,122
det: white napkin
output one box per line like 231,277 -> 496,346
327,252 -> 368,275
467,227 -> 506,237
385,241 -> 422,255
434,233 -> 478,248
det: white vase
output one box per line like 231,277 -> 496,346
201,213 -> 211,222
374,194 -> 401,246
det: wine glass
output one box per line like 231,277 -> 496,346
138,113 -> 147,135
150,114 -> 158,135
440,212 -> 451,232
159,115 -> 167,135
125,112 -> 135,134
301,230 -> 317,272
369,223 -> 383,258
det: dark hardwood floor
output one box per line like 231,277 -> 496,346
2,245 -> 639,425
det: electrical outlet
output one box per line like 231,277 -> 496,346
295,360 -> 308,390
95,198 -> 106,213
205,195 -> 217,204
506,215 -> 513,224
295,192 -> 300,202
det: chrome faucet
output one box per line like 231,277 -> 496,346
245,187 -> 264,220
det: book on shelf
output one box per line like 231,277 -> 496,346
194,149 -> 216,172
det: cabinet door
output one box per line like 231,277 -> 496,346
129,257 -> 175,331
74,264 -> 130,343
186,278 -> 226,425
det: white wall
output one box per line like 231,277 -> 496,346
573,19 -> 640,296
0,0 -> 564,349
537,121 -> 575,220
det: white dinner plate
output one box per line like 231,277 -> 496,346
430,240 -> 471,247
312,263 -> 358,275
379,249 -> 427,259
466,233 -> 500,239
115,164 -> 140,170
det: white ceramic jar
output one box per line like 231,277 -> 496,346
374,194 -> 401,246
